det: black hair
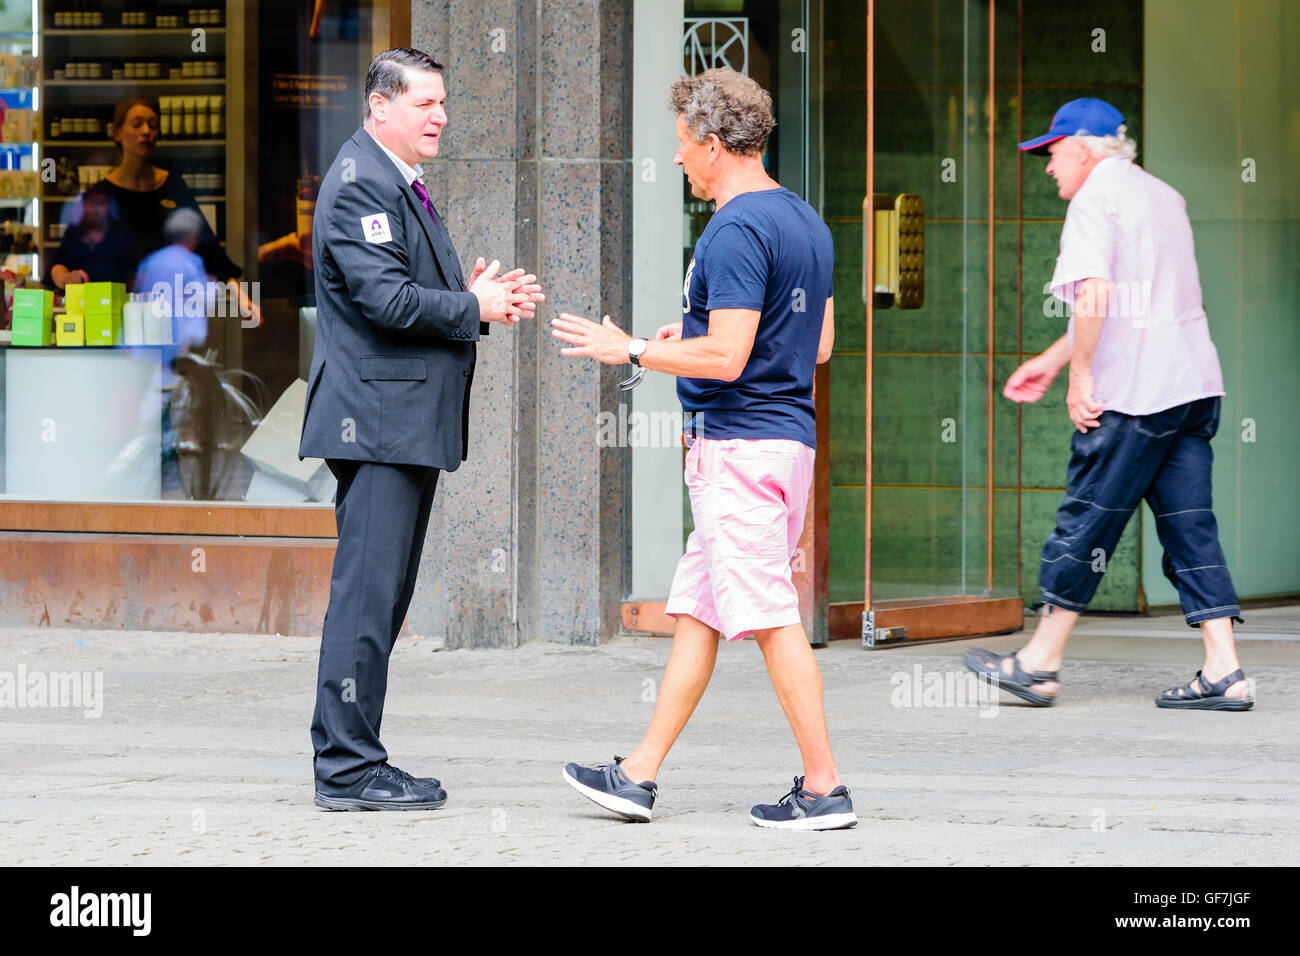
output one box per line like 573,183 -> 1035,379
363,47 -> 443,120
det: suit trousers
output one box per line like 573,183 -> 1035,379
311,458 -> 440,785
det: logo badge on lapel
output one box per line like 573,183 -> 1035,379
361,212 -> 393,243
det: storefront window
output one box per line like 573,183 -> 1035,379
0,0 -> 376,506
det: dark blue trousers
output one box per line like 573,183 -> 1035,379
311,459 -> 440,786
1039,396 -> 1241,626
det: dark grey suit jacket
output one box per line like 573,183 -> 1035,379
298,126 -> 488,472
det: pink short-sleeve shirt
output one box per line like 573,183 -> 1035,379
1049,156 -> 1225,416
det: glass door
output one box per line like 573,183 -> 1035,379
825,0 -> 1022,643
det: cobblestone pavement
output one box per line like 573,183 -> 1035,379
1,607 -> 1296,865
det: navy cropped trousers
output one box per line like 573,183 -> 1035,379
1039,396 -> 1241,626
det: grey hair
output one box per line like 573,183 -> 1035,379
669,68 -> 775,157
363,47 -> 443,120
163,207 -> 204,244
1071,123 -> 1138,160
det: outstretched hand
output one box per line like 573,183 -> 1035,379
1003,354 -> 1059,403
551,312 -> 633,364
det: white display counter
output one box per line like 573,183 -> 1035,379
3,347 -> 163,500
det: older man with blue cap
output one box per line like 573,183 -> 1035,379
963,98 -> 1253,711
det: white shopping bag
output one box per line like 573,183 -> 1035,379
240,378 -> 333,500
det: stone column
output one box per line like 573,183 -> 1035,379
406,0 -> 631,647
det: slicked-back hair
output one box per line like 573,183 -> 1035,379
669,68 -> 775,157
363,47 -> 443,120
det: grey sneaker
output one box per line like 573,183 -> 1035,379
562,755 -> 657,822
750,776 -> 857,830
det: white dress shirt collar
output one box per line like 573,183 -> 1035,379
366,128 -> 423,186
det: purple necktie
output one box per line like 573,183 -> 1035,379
410,178 -> 437,225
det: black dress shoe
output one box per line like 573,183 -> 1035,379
315,763 -> 447,811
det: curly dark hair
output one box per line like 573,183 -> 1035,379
669,68 -> 775,157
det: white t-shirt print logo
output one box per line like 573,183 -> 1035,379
362,212 -> 393,243
682,257 -> 696,314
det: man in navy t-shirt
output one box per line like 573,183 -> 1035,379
678,184 -> 833,446
552,67 -> 855,831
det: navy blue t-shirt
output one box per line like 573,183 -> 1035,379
677,187 -> 833,449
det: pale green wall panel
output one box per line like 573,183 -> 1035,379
1142,0 -> 1300,606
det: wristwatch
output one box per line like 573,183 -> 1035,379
628,337 -> 648,367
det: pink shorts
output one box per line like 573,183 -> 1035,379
664,437 -> 814,641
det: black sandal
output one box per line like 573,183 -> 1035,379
1156,669 -> 1253,711
963,647 -> 1059,706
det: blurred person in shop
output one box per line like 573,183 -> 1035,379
43,180 -> 136,292
135,207 -> 213,364
135,207 -> 216,494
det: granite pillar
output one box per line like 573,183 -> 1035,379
405,0 -> 631,647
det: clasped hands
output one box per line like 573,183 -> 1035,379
468,257 -> 544,325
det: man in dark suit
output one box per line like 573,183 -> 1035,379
300,47 -> 542,811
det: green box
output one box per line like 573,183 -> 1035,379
83,281 -> 125,315
64,283 -> 86,314
80,282 -> 125,346
84,310 -> 121,346
56,312 -> 85,347
11,288 -> 53,320
11,311 -> 52,346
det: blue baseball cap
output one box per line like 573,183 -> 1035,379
1018,98 -> 1125,155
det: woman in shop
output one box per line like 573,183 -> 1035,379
100,97 -> 260,327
